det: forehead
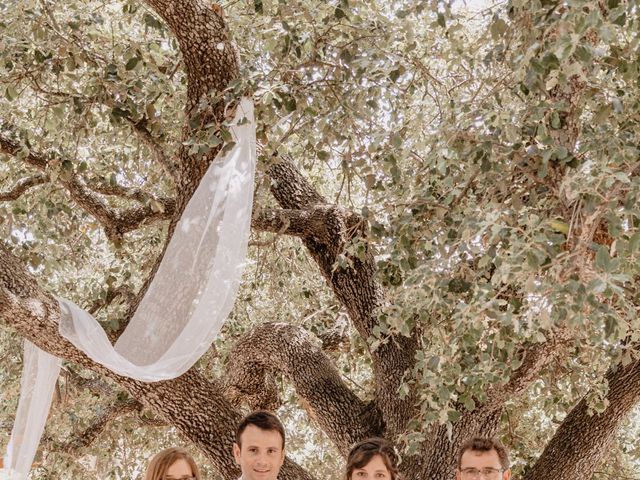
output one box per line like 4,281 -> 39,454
355,454 -> 389,472
239,424 -> 283,449
166,458 -> 193,476
460,449 -> 502,468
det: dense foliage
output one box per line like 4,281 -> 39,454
1,0 -> 640,478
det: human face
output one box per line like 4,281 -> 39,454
165,458 -> 195,480
350,454 -> 392,480
233,425 -> 285,480
456,449 -> 511,480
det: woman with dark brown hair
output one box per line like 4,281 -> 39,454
345,437 -> 400,480
144,447 -> 202,480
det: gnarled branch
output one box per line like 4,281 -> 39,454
85,179 -> 175,212
524,355 -> 640,479
0,135 -> 173,240
251,206 -> 347,244
222,322 -> 382,455
0,173 -> 49,201
0,242 -> 316,480
57,399 -> 142,455
266,156 -> 420,437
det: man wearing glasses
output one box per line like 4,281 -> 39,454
456,437 -> 512,480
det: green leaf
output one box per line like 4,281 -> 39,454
143,13 -> 163,30
595,245 -> 611,272
490,18 -> 508,39
548,219 -> 569,234
317,150 -> 330,161
554,146 -> 567,159
594,105 -> 613,124
283,95 -> 297,112
612,11 -> 626,26
125,57 -> 141,70
5,85 -> 18,101
463,396 -> 476,412
389,69 -> 401,82
111,106 -> 130,120
628,233 -> 640,252
207,134 -> 222,147
448,410 -> 461,422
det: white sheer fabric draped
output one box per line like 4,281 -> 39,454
3,99 -> 256,479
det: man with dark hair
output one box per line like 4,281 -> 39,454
456,437 -> 512,480
233,410 -> 286,480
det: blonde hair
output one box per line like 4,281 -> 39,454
144,447 -> 202,480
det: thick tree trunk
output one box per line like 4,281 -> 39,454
0,244 -> 315,480
222,322 -> 383,454
266,158 -> 420,438
523,357 -> 640,480
2,1 -> 640,479
418,408 -> 502,480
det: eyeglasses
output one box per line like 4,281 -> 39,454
164,477 -> 196,480
460,467 -> 504,479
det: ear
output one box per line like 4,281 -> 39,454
233,442 -> 241,464
455,470 -> 461,480
503,469 -> 512,480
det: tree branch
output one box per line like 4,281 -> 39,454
123,116 -> 175,176
0,135 -> 173,239
266,155 -> 420,437
251,207 -> 338,243
484,328 -> 573,409
0,242 -> 316,480
222,322 -> 383,455
57,399 -> 142,455
64,366 -> 114,397
27,73 -> 177,179
524,355 -> 640,479
266,156 -> 327,209
0,174 -> 49,201
85,178 -> 175,211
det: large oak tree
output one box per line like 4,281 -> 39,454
1,0 -> 639,478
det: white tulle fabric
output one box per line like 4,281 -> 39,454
3,99 -> 256,479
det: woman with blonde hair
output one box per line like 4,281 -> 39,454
144,447 -> 202,480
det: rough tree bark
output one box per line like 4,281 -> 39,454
266,157 -> 420,438
221,322 -> 383,455
0,243 -> 313,480
1,1 -> 640,479
524,357 -> 640,480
